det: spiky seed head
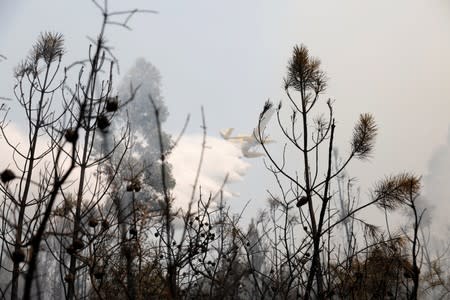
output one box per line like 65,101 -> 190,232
261,100 -> 273,116
32,32 -> 64,65
14,60 -> 35,78
351,113 -> 377,160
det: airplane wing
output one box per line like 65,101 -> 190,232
241,138 -> 258,153
242,149 -> 265,158
227,135 -> 253,142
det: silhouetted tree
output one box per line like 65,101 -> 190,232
256,44 -> 379,298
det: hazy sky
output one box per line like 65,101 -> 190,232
1,1 -> 449,229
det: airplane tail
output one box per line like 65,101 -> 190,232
220,128 -> 234,139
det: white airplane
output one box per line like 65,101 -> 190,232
220,101 -> 275,158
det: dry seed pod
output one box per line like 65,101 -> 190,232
126,184 -> 134,192
64,128 -> 78,143
96,114 -> 110,131
296,196 -> 309,207
94,269 -> 105,279
1,169 -> 16,183
106,96 -> 118,112
133,181 -> 141,192
12,249 -> 26,263
129,226 -> 137,236
73,239 -> 85,250
101,220 -> 110,230
88,218 -> 98,228
64,273 -> 74,283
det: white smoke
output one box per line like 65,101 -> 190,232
0,124 -> 26,170
0,125 -> 251,214
423,125 -> 450,244
168,134 -> 251,211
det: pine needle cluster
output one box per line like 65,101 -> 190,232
351,113 -> 377,160
285,45 -> 327,94
373,173 -> 421,210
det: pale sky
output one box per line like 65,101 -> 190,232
1,1 -> 449,230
